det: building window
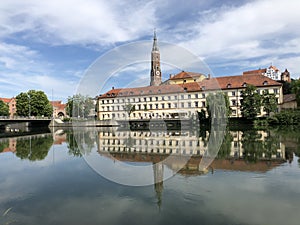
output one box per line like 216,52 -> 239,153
168,96 -> 171,100
149,104 -> 153,110
195,101 -> 199,107
174,103 -> 178,108
188,94 -> 191,99
162,103 -> 165,109
181,103 -> 184,108
232,110 -> 236,115
227,84 -> 231,88
188,102 -> 191,108
181,95 -> 184,99
195,94 -> 198,98
168,103 -> 171,108
155,96 -> 158,101
231,100 -> 236,106
155,104 -> 158,109
242,83 -> 247,87
202,101 -> 206,107
273,88 -> 278,94
232,91 -> 236,96
263,81 -> 268,85
174,95 -> 178,100
202,93 -> 205,98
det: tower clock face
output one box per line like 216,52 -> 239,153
156,71 -> 160,76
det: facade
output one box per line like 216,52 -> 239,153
0,97 -> 16,118
50,101 -> 67,118
97,33 -> 284,121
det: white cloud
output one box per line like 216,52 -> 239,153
174,0 -> 300,77
0,0 -> 157,45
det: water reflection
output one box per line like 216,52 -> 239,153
0,127 -> 300,225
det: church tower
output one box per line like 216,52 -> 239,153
150,30 -> 162,86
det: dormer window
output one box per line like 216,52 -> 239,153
149,90 -> 152,94
130,91 -> 134,95
184,87 -> 187,92
263,81 -> 268,85
242,82 -> 247,87
111,93 -> 115,97
227,83 -> 231,88
202,86 -> 206,90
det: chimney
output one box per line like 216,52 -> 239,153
112,86 -> 114,90
207,74 -> 211,79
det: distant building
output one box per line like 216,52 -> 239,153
0,97 -> 16,118
50,101 -> 67,118
243,66 -> 291,82
97,32 -> 284,120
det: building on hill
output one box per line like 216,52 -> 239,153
50,101 -> 67,118
243,66 -> 291,83
97,32 -> 284,120
0,97 -> 16,118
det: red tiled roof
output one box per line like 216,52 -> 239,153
169,71 -> 205,80
0,98 -> 13,104
99,74 -> 282,98
243,68 -> 266,76
50,101 -> 66,110
283,94 -> 296,103
269,65 -> 279,71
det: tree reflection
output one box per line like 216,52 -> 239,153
241,130 -> 264,163
0,140 -> 9,153
15,136 -> 53,161
66,130 -> 95,157
217,129 -> 233,159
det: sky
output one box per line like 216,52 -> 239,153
0,0 -> 300,101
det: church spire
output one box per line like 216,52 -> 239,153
152,29 -> 159,51
150,29 -> 162,86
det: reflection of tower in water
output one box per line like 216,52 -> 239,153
153,162 -> 164,210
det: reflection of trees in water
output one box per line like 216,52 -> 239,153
241,130 -> 281,163
15,136 -> 53,161
0,140 -> 9,152
217,129 -> 233,159
66,130 -> 95,157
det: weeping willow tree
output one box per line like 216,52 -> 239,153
206,92 -> 231,124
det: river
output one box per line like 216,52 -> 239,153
0,126 -> 299,225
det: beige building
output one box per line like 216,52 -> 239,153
0,97 -> 16,118
97,33 -> 283,121
50,101 -> 67,118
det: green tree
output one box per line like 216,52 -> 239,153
66,94 -> 95,118
291,79 -> 300,107
0,100 -> 9,116
240,85 -> 262,120
206,92 -> 231,124
262,90 -> 278,116
16,90 -> 52,117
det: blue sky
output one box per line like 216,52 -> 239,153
0,0 -> 300,101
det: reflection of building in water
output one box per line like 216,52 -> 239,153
97,130 -> 286,161
0,138 -> 17,153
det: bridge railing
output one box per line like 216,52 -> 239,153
0,116 -> 52,120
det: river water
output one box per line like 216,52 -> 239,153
0,126 -> 299,225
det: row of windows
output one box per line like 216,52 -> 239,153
101,139 -> 203,147
101,93 -> 207,104
100,101 -> 206,111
